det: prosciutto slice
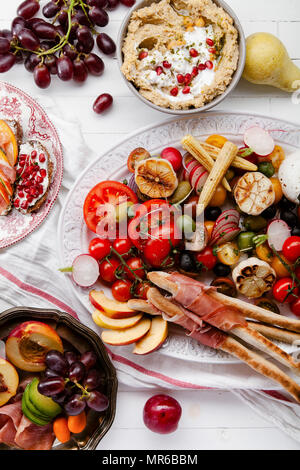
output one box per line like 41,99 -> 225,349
170,273 -> 247,331
0,401 -> 23,447
14,416 -> 54,451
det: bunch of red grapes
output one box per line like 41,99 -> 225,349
38,349 -> 109,416
0,0 -> 135,110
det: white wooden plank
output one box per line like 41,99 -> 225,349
224,0 -> 300,21
278,22 -> 300,59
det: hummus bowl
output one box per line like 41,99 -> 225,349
117,0 -> 246,114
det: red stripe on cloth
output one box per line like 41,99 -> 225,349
261,390 -> 294,403
0,266 -> 78,319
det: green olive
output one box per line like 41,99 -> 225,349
176,215 -> 196,236
225,168 -> 235,181
258,161 -> 275,178
237,231 -> 256,252
244,215 -> 267,232
169,181 -> 192,204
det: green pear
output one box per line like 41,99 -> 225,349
243,32 -> 300,92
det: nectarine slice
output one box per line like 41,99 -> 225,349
5,321 -> 63,372
92,309 -> 143,330
101,318 -> 151,346
89,290 -> 135,319
0,357 -> 19,406
0,120 -> 18,166
133,317 -> 168,355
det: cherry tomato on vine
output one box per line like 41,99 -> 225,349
290,298 -> 300,317
88,238 -> 111,260
111,279 -> 133,302
125,257 -> 146,281
143,238 -> 171,268
99,258 -> 120,283
282,236 -> 300,262
272,277 -> 299,304
112,238 -> 133,259
195,247 -> 217,270
135,282 -> 151,300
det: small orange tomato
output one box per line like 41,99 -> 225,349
209,185 -> 227,207
255,242 -> 274,263
206,134 -> 228,149
271,254 -> 293,278
270,177 -> 283,205
268,145 -> 285,171
204,220 -> 215,240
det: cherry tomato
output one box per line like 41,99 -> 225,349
135,281 -> 151,300
255,298 -> 280,314
272,277 -> 299,304
112,238 -> 133,259
143,237 -> 171,268
267,145 -> 285,171
127,147 -> 150,173
271,254 -> 293,278
296,266 -> 300,280
204,220 -> 215,240
83,181 -> 138,234
88,238 -> 111,260
210,278 -> 237,297
160,147 -> 182,172
290,298 -> 300,317
111,279 -> 132,302
255,242 -> 274,263
99,258 -> 120,283
216,242 -> 240,266
125,257 -> 146,281
209,185 -> 227,207
195,247 -> 217,270
270,177 -> 283,205
282,236 -> 300,262
205,134 -> 227,149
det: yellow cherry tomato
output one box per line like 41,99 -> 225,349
204,220 -> 215,240
216,242 -> 240,266
205,134 -> 228,149
255,242 -> 274,263
268,145 -> 285,171
209,185 -> 227,207
270,177 -> 283,205
271,253 -> 293,278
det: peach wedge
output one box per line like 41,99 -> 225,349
101,318 -> 151,346
0,357 -> 19,406
89,290 -> 135,319
133,317 -> 168,355
92,309 -> 143,330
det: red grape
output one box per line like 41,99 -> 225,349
18,28 -> 40,50
77,40 -> 94,54
143,394 -> 182,434
45,350 -> 69,375
68,361 -> 86,382
57,55 -> 73,81
0,30 -> 13,41
0,53 -> 16,72
11,17 -> 27,37
87,390 -> 109,412
44,54 -> 57,74
73,59 -> 88,83
88,7 -> 109,27
84,53 -> 104,76
0,38 -> 10,54
63,43 -> 78,60
120,0 -> 135,6
25,52 -> 41,72
87,0 -> 108,8
42,1 -> 60,18
93,93 -> 113,114
73,9 -> 90,27
27,17 -> 45,29
83,369 -> 103,390
80,351 -> 97,370
96,33 -> 116,55
64,394 -> 86,416
17,0 -> 40,20
32,22 -> 57,40
64,351 -> 79,366
76,25 -> 93,44
106,0 -> 119,9
38,376 -> 65,396
58,9 -> 68,26
44,368 -> 59,378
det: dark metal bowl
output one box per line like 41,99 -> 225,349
0,307 -> 118,450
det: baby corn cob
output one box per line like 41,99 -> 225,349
181,135 -> 231,191
199,141 -> 257,171
197,141 -> 238,214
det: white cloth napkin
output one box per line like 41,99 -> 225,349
1,98 -> 300,444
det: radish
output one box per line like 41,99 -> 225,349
211,221 -> 239,243
194,170 -> 208,195
244,126 -> 275,156
267,219 -> 291,251
211,226 -> 241,246
213,209 -> 240,228
60,254 -> 99,288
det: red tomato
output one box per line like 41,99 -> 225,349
272,277 -> 299,304
290,298 -> 300,317
195,247 -> 217,270
83,181 -> 138,234
125,257 -> 146,281
160,147 -> 183,172
112,279 -> 133,302
88,238 -> 111,260
296,266 -> 300,280
282,236 -> 300,262
99,258 -> 120,283
112,238 -> 133,259
143,238 -> 171,268
135,282 -> 151,300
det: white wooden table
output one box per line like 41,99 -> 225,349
2,0 -> 300,450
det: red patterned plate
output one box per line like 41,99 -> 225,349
0,81 -> 63,249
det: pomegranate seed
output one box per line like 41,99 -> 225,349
209,47 -> 216,54
170,87 -> 178,96
206,38 -> 214,46
163,60 -> 171,69
27,196 -> 33,203
189,48 -> 198,57
205,60 -> 213,69
155,66 -> 163,75
138,50 -> 148,60
21,201 -> 28,210
40,169 -> 47,177
18,191 -> 24,198
35,175 -> 44,183
14,199 -> 19,207
184,73 -> 192,85
24,187 -> 31,193
39,154 -> 46,163
191,66 -> 198,77
198,63 -> 207,70
24,180 -> 31,187
38,185 -> 44,194
19,154 -> 27,160
31,150 -> 37,158
177,74 -> 184,84
182,86 -> 190,94
29,187 -> 36,195
19,160 -> 25,168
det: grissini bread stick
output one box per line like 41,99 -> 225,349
247,321 -> 300,345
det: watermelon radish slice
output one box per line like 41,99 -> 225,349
244,126 -> 275,157
211,227 -> 241,246
194,170 -> 208,195
213,209 -> 240,229
190,165 -> 207,189
211,221 -> 239,241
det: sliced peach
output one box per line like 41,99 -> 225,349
6,321 -> 63,372
0,120 -> 18,166
0,169 -> 13,196
0,148 -> 10,165
101,318 -> 151,346
89,290 -> 135,319
92,309 -> 143,330
0,357 -> 19,406
133,317 -> 168,355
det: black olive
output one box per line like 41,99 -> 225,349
292,226 -> 300,237
179,251 -> 196,272
204,206 -> 222,221
280,210 -> 298,228
261,205 -> 277,220
213,263 -> 231,277
279,196 -> 296,212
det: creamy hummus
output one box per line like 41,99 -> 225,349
121,0 -> 239,110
